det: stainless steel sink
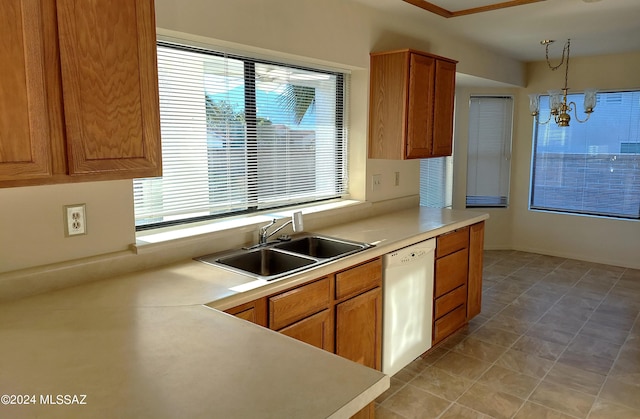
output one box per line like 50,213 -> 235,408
273,235 -> 369,259
195,234 -> 373,281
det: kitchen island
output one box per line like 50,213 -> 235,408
0,207 -> 488,418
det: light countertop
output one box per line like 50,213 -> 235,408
0,207 -> 487,418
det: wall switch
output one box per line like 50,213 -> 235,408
64,204 -> 87,237
372,174 -> 382,191
395,171 -> 400,186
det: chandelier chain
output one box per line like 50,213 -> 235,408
545,39 -> 571,91
545,39 -> 570,72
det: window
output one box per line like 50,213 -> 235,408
530,90 -> 640,220
420,157 -> 453,208
133,42 -> 348,229
466,96 -> 513,207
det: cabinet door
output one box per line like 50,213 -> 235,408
224,298 -> 268,327
406,53 -> 435,159
0,0 -> 52,182
56,0 -> 161,177
335,287 -> 382,370
431,59 -> 456,157
467,221 -> 485,319
279,309 -> 333,352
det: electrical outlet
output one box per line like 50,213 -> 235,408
395,171 -> 400,186
64,204 -> 87,237
372,174 -> 382,191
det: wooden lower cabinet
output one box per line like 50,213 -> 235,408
223,258 -> 382,374
223,298 -> 267,327
352,402 -> 375,419
335,287 -> 382,370
467,221 -> 485,319
433,221 -> 485,344
279,308 -> 333,351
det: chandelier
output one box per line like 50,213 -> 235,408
528,39 -> 597,127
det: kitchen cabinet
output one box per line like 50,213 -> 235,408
335,259 -> 382,370
268,277 -> 333,351
368,49 -> 457,160
279,309 -> 333,351
224,298 -> 267,327
467,221 -> 485,318
0,0 -> 52,181
433,222 -> 485,344
225,259 -> 381,419
336,288 -> 382,369
0,0 -> 161,187
224,258 -> 382,369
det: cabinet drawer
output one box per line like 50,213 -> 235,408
436,227 -> 469,258
433,304 -> 466,343
335,258 -> 382,301
434,248 -> 469,297
269,277 -> 331,330
434,284 -> 467,319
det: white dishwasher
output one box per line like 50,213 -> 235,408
382,238 -> 435,376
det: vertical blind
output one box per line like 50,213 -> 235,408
134,42 -> 348,228
420,157 -> 453,208
466,96 -> 513,207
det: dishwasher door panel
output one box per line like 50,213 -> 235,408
382,239 -> 435,376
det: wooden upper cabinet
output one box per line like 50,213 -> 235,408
368,49 -> 457,160
0,0 -> 52,182
56,0 -> 161,177
0,0 -> 161,188
432,59 -> 456,157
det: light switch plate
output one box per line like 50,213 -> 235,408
64,204 -> 87,237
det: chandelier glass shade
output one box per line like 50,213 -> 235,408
529,39 -> 597,127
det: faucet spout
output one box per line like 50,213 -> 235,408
257,211 -> 304,246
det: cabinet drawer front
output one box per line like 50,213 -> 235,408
269,277 -> 330,330
436,227 -> 469,258
434,304 -> 466,344
335,258 -> 382,301
435,284 -> 467,319
435,249 -> 469,297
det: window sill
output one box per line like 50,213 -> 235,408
132,199 -> 370,254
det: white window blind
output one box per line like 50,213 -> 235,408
466,96 -> 513,207
420,157 -> 453,208
134,43 -> 348,228
531,90 -> 640,219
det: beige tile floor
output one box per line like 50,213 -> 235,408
376,250 -> 640,419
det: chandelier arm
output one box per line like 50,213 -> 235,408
570,102 -> 592,123
535,112 -> 553,125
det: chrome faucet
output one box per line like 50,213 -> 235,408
258,211 -> 304,246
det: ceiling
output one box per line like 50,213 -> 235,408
353,0 -> 640,62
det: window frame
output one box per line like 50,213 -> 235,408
529,89 -> 640,221
134,41 -> 349,231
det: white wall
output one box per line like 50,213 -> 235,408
0,0 -> 524,275
452,52 -> 640,269
510,52 -> 640,269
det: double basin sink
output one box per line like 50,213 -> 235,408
196,234 -> 373,281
